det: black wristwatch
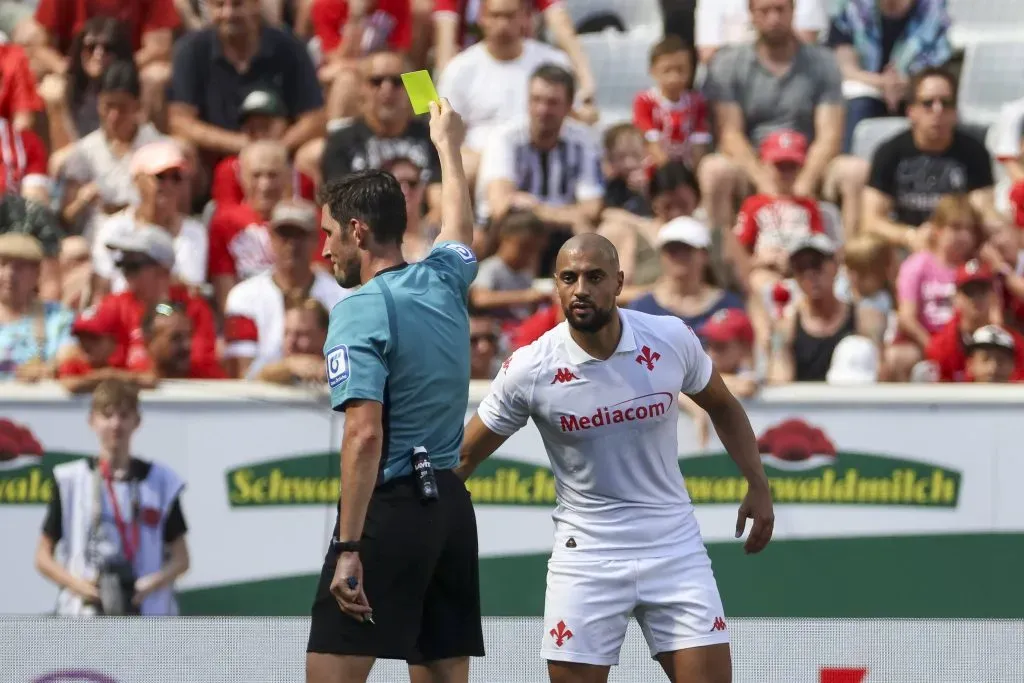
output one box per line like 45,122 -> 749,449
331,539 -> 361,553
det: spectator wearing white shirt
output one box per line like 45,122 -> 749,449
58,61 -> 167,240
436,0 -> 572,183
696,0 -> 827,64
222,199 -> 347,379
478,64 -> 603,270
92,141 -> 208,301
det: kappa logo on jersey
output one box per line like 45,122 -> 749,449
710,617 -> 726,632
443,242 -> 477,264
559,392 -> 673,432
326,344 -> 350,388
635,345 -> 661,370
550,368 -> 580,384
549,620 -> 573,647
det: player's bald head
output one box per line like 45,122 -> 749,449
555,233 -> 620,274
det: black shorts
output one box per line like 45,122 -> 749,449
306,469 -> 485,663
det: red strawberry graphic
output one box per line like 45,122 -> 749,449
0,418 -> 44,461
757,419 -> 837,462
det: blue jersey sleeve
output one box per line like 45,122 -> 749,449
324,291 -> 390,411
423,241 -> 478,297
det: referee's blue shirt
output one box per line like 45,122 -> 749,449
324,241 -> 478,484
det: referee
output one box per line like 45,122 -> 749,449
306,99 -> 484,683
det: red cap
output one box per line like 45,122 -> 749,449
759,130 -> 808,165
700,308 -> 754,345
955,259 -> 994,289
72,305 -> 119,337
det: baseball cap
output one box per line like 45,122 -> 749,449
105,225 -> 176,270
825,335 -> 879,385
760,130 -> 808,165
965,324 -> 1016,353
700,309 -> 754,346
270,199 -> 319,233
72,304 -> 119,338
0,232 -> 44,262
239,89 -> 286,123
130,140 -> 188,177
655,216 -> 710,249
788,233 -> 837,258
955,259 -> 994,289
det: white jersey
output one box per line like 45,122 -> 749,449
478,308 -> 713,560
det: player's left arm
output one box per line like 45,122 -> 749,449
327,294 -> 390,545
677,321 -> 774,554
687,371 -> 774,554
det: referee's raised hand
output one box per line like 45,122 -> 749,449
428,98 -> 466,152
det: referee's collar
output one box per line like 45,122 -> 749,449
560,310 -> 637,365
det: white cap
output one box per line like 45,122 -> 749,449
788,232 -> 837,258
655,216 -> 710,249
826,335 -> 879,385
105,225 -> 176,270
967,324 -> 1016,353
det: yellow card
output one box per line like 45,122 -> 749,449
402,70 -> 440,116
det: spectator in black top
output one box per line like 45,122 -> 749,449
311,51 -> 441,214
769,234 -> 886,383
863,67 -> 1004,251
168,0 -> 325,162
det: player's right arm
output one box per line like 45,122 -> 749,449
429,98 -> 474,249
457,351 -> 534,480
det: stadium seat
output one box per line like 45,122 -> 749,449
560,0 -> 663,34
850,117 -> 909,161
958,41 -> 1024,127
580,30 -> 654,126
947,0 -> 1024,45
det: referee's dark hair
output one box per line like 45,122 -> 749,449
530,63 -> 576,104
98,60 -> 141,99
317,169 -> 407,246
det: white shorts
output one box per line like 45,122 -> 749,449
541,550 -> 729,666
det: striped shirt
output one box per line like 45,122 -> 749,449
476,117 -> 603,221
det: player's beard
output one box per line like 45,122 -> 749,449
565,302 -> 615,334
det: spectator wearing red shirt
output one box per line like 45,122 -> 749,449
924,260 -> 1024,382
30,0 -> 178,71
432,0 -> 596,112
0,41 -> 43,132
510,295 -> 561,350
134,302 -> 227,379
313,0 -> 413,123
207,140 -> 289,311
0,116 -> 50,205
210,90 -> 317,207
94,225 -> 217,373
633,35 -> 709,169
57,303 -> 155,394
734,130 -> 826,352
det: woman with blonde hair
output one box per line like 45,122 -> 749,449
888,194 -> 984,380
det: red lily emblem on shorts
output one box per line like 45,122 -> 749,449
550,620 -> 573,647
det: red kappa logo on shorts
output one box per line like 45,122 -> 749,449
710,617 -> 726,632
550,620 -> 574,647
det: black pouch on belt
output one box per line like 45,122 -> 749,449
411,446 -> 439,503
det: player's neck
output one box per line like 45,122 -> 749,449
568,310 -> 623,361
98,449 -> 131,475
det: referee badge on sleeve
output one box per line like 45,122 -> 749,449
444,242 -> 476,264
326,345 -> 350,387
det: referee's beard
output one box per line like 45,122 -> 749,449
565,301 -> 617,334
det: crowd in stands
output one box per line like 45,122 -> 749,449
1,0 -> 1024,396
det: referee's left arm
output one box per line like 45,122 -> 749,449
324,293 -> 390,544
429,98 -> 475,248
